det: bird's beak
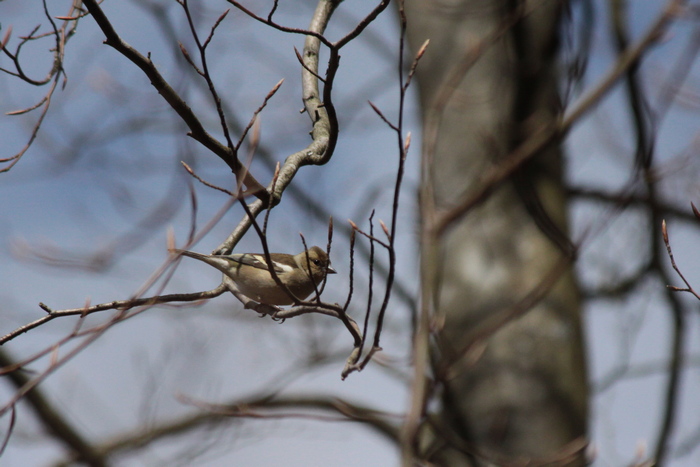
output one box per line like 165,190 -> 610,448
327,266 -> 337,274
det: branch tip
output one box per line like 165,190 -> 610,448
661,219 -> 668,243
180,161 -> 194,174
166,227 -> 176,250
415,39 -> 430,59
692,202 -> 700,221
380,220 -> 390,238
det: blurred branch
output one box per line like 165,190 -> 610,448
52,394 -> 399,465
569,186 -> 699,223
580,262 -> 652,300
595,354 -> 700,394
611,0 -> 655,172
655,15 -> 700,118
0,0 -> 81,172
434,0 -> 685,236
0,349 -> 106,467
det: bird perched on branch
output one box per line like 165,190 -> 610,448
171,246 -> 336,306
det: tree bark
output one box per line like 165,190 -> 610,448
405,1 -> 588,465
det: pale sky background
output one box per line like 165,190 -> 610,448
1,1 -> 700,466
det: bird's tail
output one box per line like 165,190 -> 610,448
169,249 -> 233,276
169,249 -> 210,261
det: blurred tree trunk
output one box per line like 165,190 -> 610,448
404,1 -> 588,465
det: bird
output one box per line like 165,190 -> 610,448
171,246 -> 336,306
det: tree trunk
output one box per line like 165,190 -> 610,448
405,1 -> 588,465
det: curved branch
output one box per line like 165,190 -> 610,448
59,394 -> 400,464
218,0 -> 343,253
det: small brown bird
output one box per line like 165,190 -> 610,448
171,246 -> 336,306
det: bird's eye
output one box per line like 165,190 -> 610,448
312,259 -> 321,266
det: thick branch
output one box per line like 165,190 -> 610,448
0,350 -> 106,467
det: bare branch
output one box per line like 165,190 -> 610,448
80,0 -> 268,201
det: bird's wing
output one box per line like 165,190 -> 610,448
225,253 -> 292,274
